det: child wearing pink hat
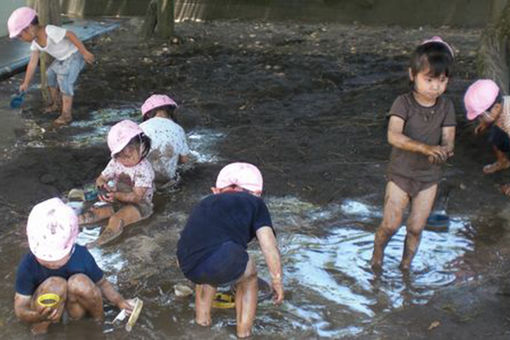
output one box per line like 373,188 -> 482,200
14,198 -> 133,334
79,120 -> 154,246
177,162 -> 284,338
464,80 -> 510,179
7,7 -> 95,126
371,36 -> 456,271
139,94 -> 191,186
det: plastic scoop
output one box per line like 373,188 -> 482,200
126,297 -> 143,332
37,293 -> 60,308
10,91 -> 25,109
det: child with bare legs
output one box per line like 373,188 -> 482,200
7,7 -> 95,125
177,163 -> 284,338
14,198 -> 133,335
79,120 -> 154,246
371,37 -> 456,271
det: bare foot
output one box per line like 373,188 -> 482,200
53,115 -> 72,126
483,160 -> 510,174
31,321 -> 51,335
43,104 -> 59,114
95,220 -> 124,246
501,184 -> 510,196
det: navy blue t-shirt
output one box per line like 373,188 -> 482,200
177,192 -> 273,275
15,245 -> 104,296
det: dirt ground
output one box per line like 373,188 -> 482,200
2,18 -> 510,338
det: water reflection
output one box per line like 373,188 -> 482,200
273,198 -> 474,337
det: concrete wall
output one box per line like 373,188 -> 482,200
59,0 -> 489,28
0,0 -> 27,37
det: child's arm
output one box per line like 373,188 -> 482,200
14,293 -> 57,323
20,50 -> 40,92
103,187 -> 147,204
256,226 -> 284,305
65,31 -> 95,64
387,116 -> 449,161
95,174 -> 108,188
96,278 -> 134,312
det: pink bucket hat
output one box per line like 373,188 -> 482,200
464,79 -> 500,120
141,94 -> 178,117
216,162 -> 263,193
107,120 -> 144,157
421,36 -> 454,58
26,198 -> 79,262
7,7 -> 36,39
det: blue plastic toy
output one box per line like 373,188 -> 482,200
10,91 -> 25,108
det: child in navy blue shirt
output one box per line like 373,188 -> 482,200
177,162 -> 284,338
14,198 -> 133,335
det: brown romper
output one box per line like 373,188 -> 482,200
386,93 -> 456,197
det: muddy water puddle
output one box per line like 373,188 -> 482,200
0,197 -> 480,338
0,110 -> 480,338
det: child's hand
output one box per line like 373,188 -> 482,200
474,122 -> 488,135
36,304 -> 59,322
427,146 -> 453,164
19,82 -> 28,93
424,145 -> 449,162
99,191 -> 115,203
271,280 -> 284,305
82,50 -> 95,64
118,299 -> 135,314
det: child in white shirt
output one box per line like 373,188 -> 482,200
8,7 -> 95,125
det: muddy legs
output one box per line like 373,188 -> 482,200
371,182 -> 437,271
371,181 -> 409,270
195,284 -> 216,326
234,257 -> 258,338
66,274 -> 104,321
194,256 -> 258,338
400,184 -> 437,270
31,277 -> 67,335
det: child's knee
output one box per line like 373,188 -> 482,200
67,274 -> 96,296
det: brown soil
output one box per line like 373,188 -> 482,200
2,18 -> 510,338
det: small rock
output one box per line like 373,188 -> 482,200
174,284 -> 193,297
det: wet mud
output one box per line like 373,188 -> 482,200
1,18 -> 510,339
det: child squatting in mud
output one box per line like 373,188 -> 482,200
78,120 -> 155,247
14,198 -> 134,334
8,7 -> 95,126
464,79 -> 510,195
177,162 -> 284,338
371,36 -> 456,271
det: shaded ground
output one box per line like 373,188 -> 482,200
1,18 -> 510,338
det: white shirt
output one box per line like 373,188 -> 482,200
139,117 -> 190,182
30,25 -> 78,60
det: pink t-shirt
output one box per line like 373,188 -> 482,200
101,158 -> 155,204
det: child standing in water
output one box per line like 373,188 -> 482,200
7,7 -> 95,125
371,36 -> 456,271
14,198 -> 133,334
79,120 -> 154,246
139,94 -> 191,186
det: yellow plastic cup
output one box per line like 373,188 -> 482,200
37,293 -> 61,308
212,293 -> 235,309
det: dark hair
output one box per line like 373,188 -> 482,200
409,42 -> 453,79
488,93 -> 504,111
143,105 -> 178,122
31,16 -> 39,26
114,133 -> 151,161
